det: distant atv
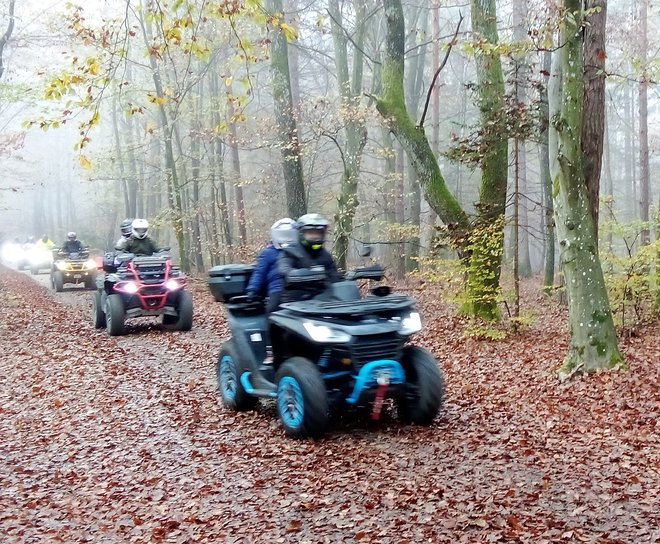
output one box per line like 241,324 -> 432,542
93,250 -> 192,336
209,263 -> 445,438
28,246 -> 53,275
51,249 -> 97,291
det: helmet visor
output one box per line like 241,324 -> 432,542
134,228 -> 148,238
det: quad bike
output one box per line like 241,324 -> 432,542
208,263 -> 445,438
92,250 -> 193,336
28,247 -> 53,275
51,249 -> 97,292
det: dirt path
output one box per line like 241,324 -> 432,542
1,264 -> 658,543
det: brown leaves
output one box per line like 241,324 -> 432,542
1,268 -> 659,543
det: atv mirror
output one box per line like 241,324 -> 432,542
286,267 -> 327,285
359,245 -> 372,257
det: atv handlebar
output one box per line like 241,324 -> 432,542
345,264 -> 384,282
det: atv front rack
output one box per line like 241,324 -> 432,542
279,294 -> 413,317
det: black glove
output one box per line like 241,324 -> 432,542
245,291 -> 257,303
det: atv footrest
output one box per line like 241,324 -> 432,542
240,372 -> 276,398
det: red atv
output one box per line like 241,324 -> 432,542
92,251 -> 193,336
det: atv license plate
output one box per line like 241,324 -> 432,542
73,274 -> 82,279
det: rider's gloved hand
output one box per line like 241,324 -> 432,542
245,291 -> 257,303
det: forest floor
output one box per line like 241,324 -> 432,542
0,264 -> 658,544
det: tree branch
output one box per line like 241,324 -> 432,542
418,12 -> 463,129
0,0 -> 16,80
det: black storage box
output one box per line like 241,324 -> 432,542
208,264 -> 254,302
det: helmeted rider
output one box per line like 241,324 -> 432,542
115,218 -> 134,250
277,213 -> 342,304
61,232 -> 84,254
246,217 -> 297,313
123,219 -> 159,256
36,235 -> 55,250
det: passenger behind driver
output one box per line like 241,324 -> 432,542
115,218 -> 134,251
122,219 -> 159,256
245,217 -> 297,314
277,213 -> 342,304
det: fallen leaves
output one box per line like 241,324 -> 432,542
0,266 -> 659,543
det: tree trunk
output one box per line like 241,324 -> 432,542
548,2 -> 623,375
582,0 -> 607,240
139,4 -> 188,271
329,0 -> 367,270
227,91 -> 247,247
638,0 -> 649,245
266,0 -> 306,219
377,0 -> 469,233
467,0 -> 509,318
0,0 -> 16,80
540,51 -> 555,292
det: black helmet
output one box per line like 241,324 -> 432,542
297,213 -> 329,253
120,218 -> 133,237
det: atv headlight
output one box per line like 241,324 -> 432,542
400,312 -> 422,335
83,259 -> 97,270
303,322 -> 351,343
123,281 -> 139,294
165,279 -> 182,291
55,261 -> 69,271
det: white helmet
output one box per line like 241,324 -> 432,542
271,217 -> 297,249
132,218 -> 149,239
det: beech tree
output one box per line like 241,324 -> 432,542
548,0 -> 623,375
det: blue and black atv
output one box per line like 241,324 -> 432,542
208,264 -> 445,438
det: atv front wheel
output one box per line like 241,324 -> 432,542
53,271 -> 64,292
172,291 -> 192,331
92,291 -> 106,329
397,346 -> 445,425
105,294 -> 125,336
217,340 -> 258,411
276,357 -> 329,438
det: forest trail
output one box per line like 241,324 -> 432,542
1,265 -> 658,543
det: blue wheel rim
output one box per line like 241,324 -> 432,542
278,377 -> 304,429
219,354 -> 237,400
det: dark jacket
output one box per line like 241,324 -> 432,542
61,240 -> 83,254
246,244 -> 284,297
123,235 -> 159,256
277,244 -> 342,303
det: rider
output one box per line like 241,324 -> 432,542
278,213 -> 342,304
122,219 -> 159,256
36,235 -> 55,250
60,232 -> 84,254
115,218 -> 134,251
246,218 -> 297,313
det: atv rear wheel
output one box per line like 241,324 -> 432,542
217,340 -> 258,411
53,271 -> 64,292
397,346 -> 445,425
92,291 -> 106,329
276,357 -> 329,438
105,294 -> 125,336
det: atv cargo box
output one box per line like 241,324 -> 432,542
208,264 -> 254,302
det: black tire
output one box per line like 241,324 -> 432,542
217,340 -> 258,411
276,357 -> 329,438
397,346 -> 445,425
105,294 -> 125,336
53,271 -> 64,292
174,291 -> 193,331
92,291 -> 106,329
85,273 -> 97,290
